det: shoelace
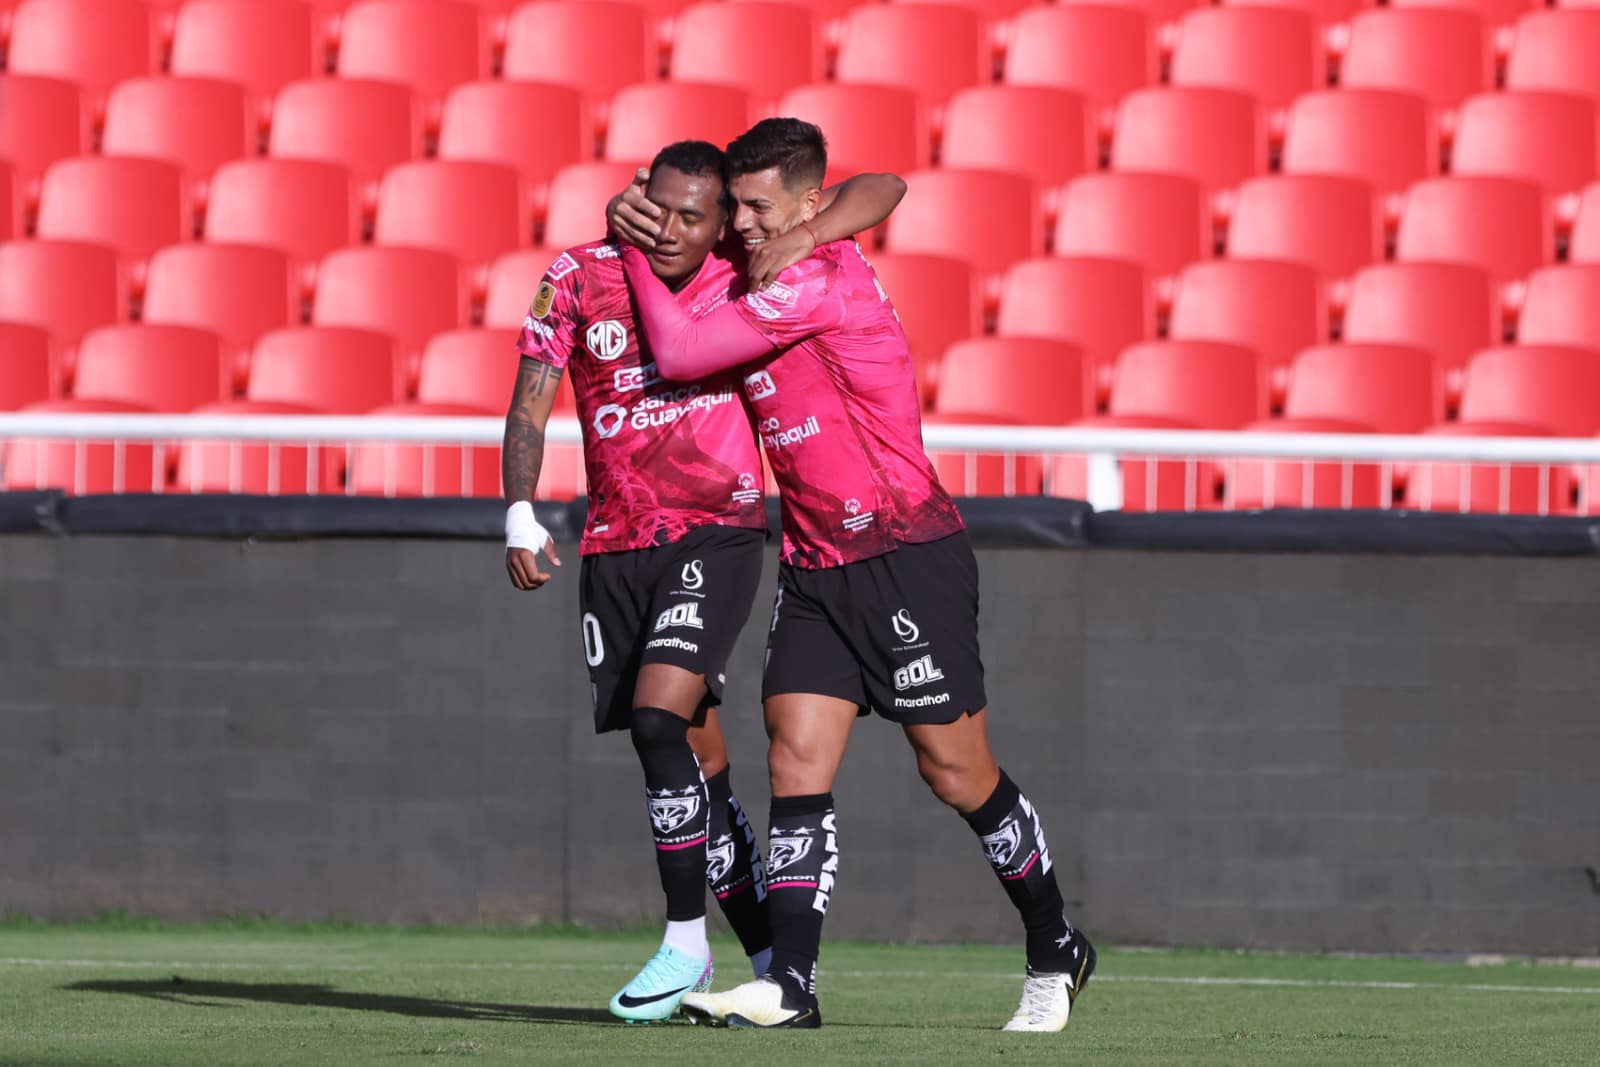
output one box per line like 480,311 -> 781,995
1018,974 -> 1063,1021
633,948 -> 682,991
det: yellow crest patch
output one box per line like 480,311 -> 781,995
531,281 -> 557,319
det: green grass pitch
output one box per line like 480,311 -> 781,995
3,918 -> 1598,1066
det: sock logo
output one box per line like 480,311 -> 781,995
813,812 -> 839,915
730,795 -> 767,902
1020,795 -> 1054,876
982,816 -> 1023,869
765,830 -> 813,874
648,790 -> 703,835
706,835 -> 736,886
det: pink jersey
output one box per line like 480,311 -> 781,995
517,241 -> 766,555
730,239 -> 964,569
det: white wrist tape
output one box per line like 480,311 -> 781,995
505,500 -> 550,553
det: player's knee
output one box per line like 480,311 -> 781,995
916,753 -> 979,810
630,705 -> 690,754
767,736 -> 822,795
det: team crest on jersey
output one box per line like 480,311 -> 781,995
531,281 -> 557,319
706,836 -> 736,886
649,792 -> 703,835
586,320 -> 628,361
982,817 -> 1023,869
766,830 -> 813,874
546,253 -> 579,281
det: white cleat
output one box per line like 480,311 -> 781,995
1003,937 -> 1096,1033
681,977 -> 821,1029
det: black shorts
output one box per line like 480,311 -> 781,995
578,524 -> 765,733
762,531 -> 988,725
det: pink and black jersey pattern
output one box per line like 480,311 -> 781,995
730,239 -> 964,569
516,241 -> 766,555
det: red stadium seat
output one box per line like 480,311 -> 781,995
374,160 -> 529,275
0,74 -> 90,229
170,0 -> 320,128
1518,265 -> 1600,352
0,323 -> 54,410
603,83 -> 754,164
415,327 -> 535,411
72,324 -> 227,412
1451,91 -> 1598,199
1226,175 -> 1382,282
5,0 -> 158,116
931,338 -> 1090,424
100,77 -> 253,205
669,2 -> 824,102
1505,11 -> 1600,103
777,84 -> 930,176
501,1 -> 652,126
1283,342 -> 1443,431
1280,90 -> 1438,207
269,78 -> 422,194
141,243 -> 296,388
1,398 -> 157,493
1573,182 -> 1600,264
833,3 -> 986,123
1406,421 -> 1573,515
1168,7 -> 1322,117
1388,0 -> 1539,36
540,162 -> 645,252
204,159 -> 362,282
1002,4 -> 1157,136
483,249 -> 561,329
335,0 -> 488,130
1111,87 -> 1267,203
437,82 -> 590,215
1053,172 -> 1209,279
865,251 -> 980,400
0,240 -> 125,369
1226,0 -> 1373,27
995,256 -> 1152,397
34,157 -> 189,278
941,87 -> 1095,204
247,326 -> 400,411
348,401 -> 502,497
922,412 -> 1045,497
173,400 -> 331,495
1457,344 -> 1600,437
311,246 -> 468,382
1342,263 -> 1499,399
1395,177 -> 1552,288
1168,259 -> 1326,386
0,162 -> 12,242
1340,10 -> 1492,114
1108,340 -> 1268,427
1224,416 -> 1387,510
883,170 -> 1042,294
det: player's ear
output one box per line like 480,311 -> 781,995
800,185 -> 823,223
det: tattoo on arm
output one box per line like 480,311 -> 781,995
503,357 -> 562,504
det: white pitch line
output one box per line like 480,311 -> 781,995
5,958 -> 1600,996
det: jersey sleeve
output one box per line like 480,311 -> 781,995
515,251 -> 582,370
730,254 -> 845,348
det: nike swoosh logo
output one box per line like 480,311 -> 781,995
616,985 -> 691,1008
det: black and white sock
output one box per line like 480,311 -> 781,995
704,766 -> 773,975
630,706 -> 709,955
763,793 -> 837,1005
963,770 -> 1079,973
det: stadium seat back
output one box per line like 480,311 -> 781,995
100,77 -> 254,193
1574,183 -> 1600,264
1388,0 -> 1540,34
335,0 -> 489,121
861,251 -> 980,400
0,74 -> 91,209
0,239 -> 125,358
437,81 -> 591,196
6,0 -> 158,109
996,256 -> 1152,380
34,156 -> 189,271
374,160 -> 528,271
415,327 -> 522,410
669,3 -> 825,102
247,326 -> 400,412
777,83 -> 930,175
205,159 -> 363,273
1342,262 -> 1499,381
142,243 -> 296,374
1395,176 -> 1551,286
1168,259 -> 1325,376
541,162 -> 648,252
1109,340 -> 1268,427
603,83 -> 754,163
1456,345 -> 1600,437
1450,91 -> 1598,197
1280,90 -> 1437,202
1340,10 -> 1492,111
1111,87 -> 1267,196
311,246 -> 468,373
269,78 -> 422,190
941,87 -> 1095,194
1227,175 -> 1382,281
1517,265 -> 1600,352
170,0 -> 320,112
833,3 -> 987,115
1002,4 -> 1157,113
72,324 -> 227,412
1053,172 -> 1210,277
0,322 -> 54,410
932,338 -> 1090,425
501,1 -> 653,110
1168,7 -> 1322,112
1505,11 -> 1600,102
1284,343 -> 1443,432
483,249 -> 562,329
883,170 -> 1042,286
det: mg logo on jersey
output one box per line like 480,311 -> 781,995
982,816 -> 1023,869
593,403 -> 628,438
654,602 -> 704,631
649,792 -> 702,836
766,830 -> 813,874
892,609 -> 920,644
586,320 -> 628,361
681,559 -> 704,591
893,654 -> 945,692
744,370 -> 776,400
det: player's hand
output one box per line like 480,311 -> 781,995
505,541 -> 561,591
747,223 -> 817,290
608,167 -> 661,250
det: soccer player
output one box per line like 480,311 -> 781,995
502,139 -> 907,1023
614,119 -> 1096,1032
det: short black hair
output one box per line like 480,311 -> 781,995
725,118 -> 827,191
650,140 -> 727,182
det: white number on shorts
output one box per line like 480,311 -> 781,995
581,611 -> 605,667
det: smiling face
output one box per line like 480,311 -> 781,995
643,164 -> 728,291
728,166 -> 822,251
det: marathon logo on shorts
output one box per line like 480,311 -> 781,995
842,497 -> 875,533
893,692 -> 951,709
893,654 -> 945,692
654,602 -> 704,631
645,635 -> 700,654
546,253 -> 578,281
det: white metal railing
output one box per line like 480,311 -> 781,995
1,413 -> 1598,514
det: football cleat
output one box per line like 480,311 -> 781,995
608,945 -> 713,1023
681,976 -> 821,1029
1003,933 -> 1096,1032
